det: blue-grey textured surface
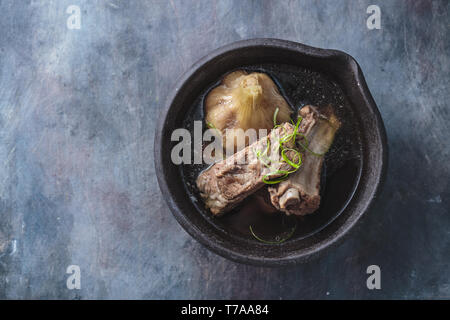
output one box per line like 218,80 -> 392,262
0,0 -> 449,299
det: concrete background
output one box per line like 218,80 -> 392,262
0,0 -> 448,299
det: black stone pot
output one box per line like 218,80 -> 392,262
154,38 -> 388,266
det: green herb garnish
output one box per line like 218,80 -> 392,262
281,148 -> 302,169
273,107 -> 280,127
255,108 -> 329,185
256,109 -> 303,184
249,219 -> 297,244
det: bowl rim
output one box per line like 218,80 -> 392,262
154,38 -> 388,266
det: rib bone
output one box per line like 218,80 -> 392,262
196,123 -> 297,215
268,105 -> 341,216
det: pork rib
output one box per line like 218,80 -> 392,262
268,105 -> 341,216
196,123 -> 297,215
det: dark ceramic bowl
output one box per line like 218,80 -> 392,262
154,38 -> 387,266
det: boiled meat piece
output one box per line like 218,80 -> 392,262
268,105 -> 341,216
197,123 -> 297,215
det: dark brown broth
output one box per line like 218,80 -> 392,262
180,64 -> 362,242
